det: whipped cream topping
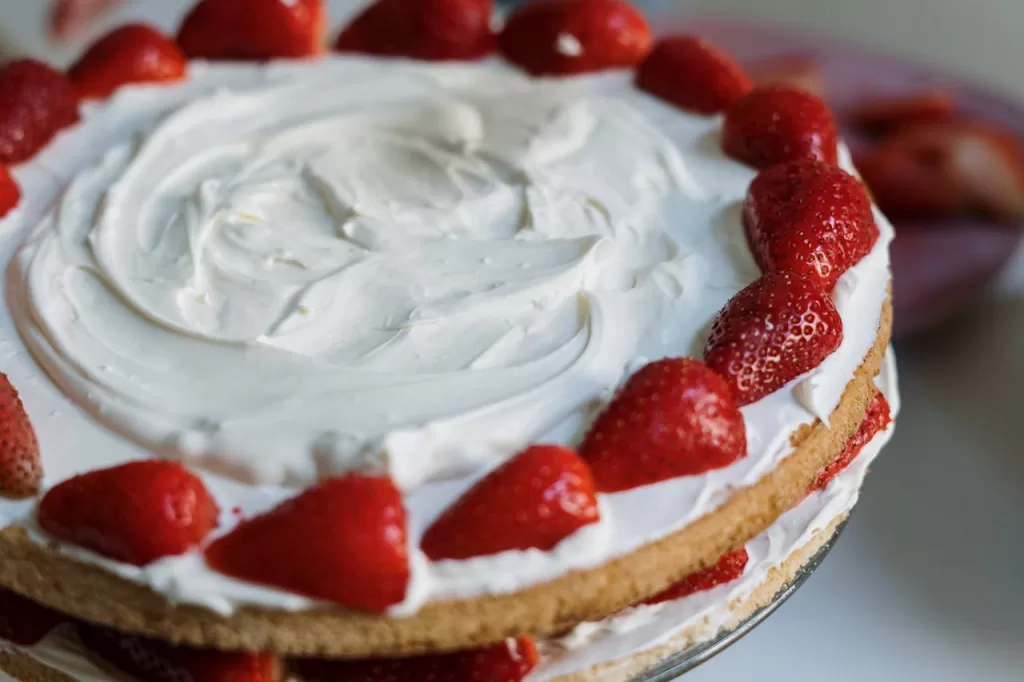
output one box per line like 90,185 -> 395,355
0,57 -> 894,616
1,352 -> 898,682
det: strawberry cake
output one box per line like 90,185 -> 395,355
0,0 -> 897,680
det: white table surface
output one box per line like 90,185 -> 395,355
1,2 -> 1022,681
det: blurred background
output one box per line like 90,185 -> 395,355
0,1 -> 1021,681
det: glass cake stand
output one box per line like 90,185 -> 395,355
635,520 -> 848,681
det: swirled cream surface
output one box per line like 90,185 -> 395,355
0,57 -> 894,615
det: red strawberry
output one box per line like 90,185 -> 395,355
0,166 -> 20,218
0,589 -> 64,646
77,622 -> 280,682
579,358 -> 747,494
643,548 -> 749,605
421,445 -> 599,560
69,24 -> 187,100
744,159 -> 880,290
177,0 -> 325,62
0,373 -> 42,499
293,636 -> 538,682
813,392 -> 891,491
750,56 -> 825,98
498,0 -> 652,76
703,272 -> 843,406
205,475 -> 408,612
853,141 -> 966,220
636,35 -> 752,115
0,60 -> 79,165
38,461 -> 219,566
335,0 -> 495,61
723,85 -> 838,169
849,89 -> 955,134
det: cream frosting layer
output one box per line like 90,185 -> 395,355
0,352 -> 898,682
0,57 -> 894,616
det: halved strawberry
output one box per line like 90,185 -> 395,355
749,56 -> 825,98
77,622 -> 280,682
0,589 -> 64,646
643,548 -> 749,605
0,372 -> 42,499
38,461 -> 219,566
849,89 -> 955,134
579,358 -> 747,494
744,159 -> 879,290
0,166 -> 21,218
335,0 -> 495,61
421,445 -> 599,561
813,392 -> 891,491
177,0 -> 325,62
498,0 -> 652,76
69,24 -> 187,100
636,35 -> 752,115
293,636 -> 538,682
723,85 -> 838,168
0,60 -> 79,165
703,272 -> 843,406
205,475 -> 408,612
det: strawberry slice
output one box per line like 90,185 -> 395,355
0,60 -> 79,165
579,358 -> 747,494
0,372 -> 42,499
177,0 -> 325,62
723,84 -> 838,168
0,589 -> 64,646
849,88 -> 955,134
0,166 -> 21,218
813,392 -> 891,491
38,461 -> 219,566
636,35 -> 752,115
744,159 -> 879,290
498,0 -> 652,76
335,0 -> 495,61
293,636 -> 538,682
69,24 -> 187,100
77,622 -> 280,682
205,474 -> 408,612
749,56 -> 825,98
421,444 -> 599,561
703,272 -> 843,406
643,548 -> 749,606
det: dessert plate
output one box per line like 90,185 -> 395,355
685,16 -> 1024,338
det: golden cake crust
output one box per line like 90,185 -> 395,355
0,295 -> 891,658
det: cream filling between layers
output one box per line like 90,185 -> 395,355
0,57 -> 894,616
0,353 -> 898,682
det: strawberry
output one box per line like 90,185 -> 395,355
643,548 -> 749,605
703,272 -> 843,406
335,0 -> 495,62
0,60 -> 79,165
0,166 -> 20,218
722,84 -> 838,169
635,35 -> 752,115
750,56 -> 825,98
177,0 -> 325,62
38,461 -> 219,566
293,636 -> 538,682
744,159 -> 879,290
849,88 -> 955,134
77,622 -> 280,682
0,373 -> 42,499
69,24 -> 187,100
813,392 -> 891,491
579,358 -> 747,494
205,475 -> 408,612
0,589 -> 64,646
498,0 -> 652,76
856,121 -> 1024,221
421,445 -> 600,560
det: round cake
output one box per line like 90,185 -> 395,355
0,0 -> 897,680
